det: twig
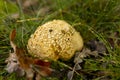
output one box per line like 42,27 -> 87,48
57,61 -> 81,76
16,18 -> 43,23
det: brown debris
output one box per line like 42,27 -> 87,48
5,29 -> 52,80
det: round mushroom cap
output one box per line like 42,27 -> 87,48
27,20 -> 83,61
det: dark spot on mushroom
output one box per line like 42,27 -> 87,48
57,45 -> 62,51
68,38 -> 70,40
54,50 -> 59,55
61,30 -> 66,34
49,29 -> 53,32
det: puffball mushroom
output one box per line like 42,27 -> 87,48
27,20 -> 83,61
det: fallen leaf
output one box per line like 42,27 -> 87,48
74,64 -> 81,70
96,41 -> 107,54
67,71 -> 74,80
5,53 -> 25,77
74,51 -> 86,64
34,59 -> 51,67
87,40 -> 107,55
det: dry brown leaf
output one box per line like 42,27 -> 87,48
5,52 -> 25,77
6,29 -> 52,80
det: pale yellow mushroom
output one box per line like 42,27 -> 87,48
27,20 -> 83,61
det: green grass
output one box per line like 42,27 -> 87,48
0,0 -> 120,80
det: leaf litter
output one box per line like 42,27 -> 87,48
67,39 -> 108,80
5,29 -> 53,80
2,0 -> 120,80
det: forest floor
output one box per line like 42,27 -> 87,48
0,0 -> 120,80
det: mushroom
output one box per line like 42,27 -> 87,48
27,20 -> 83,61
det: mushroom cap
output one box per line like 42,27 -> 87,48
27,20 -> 83,61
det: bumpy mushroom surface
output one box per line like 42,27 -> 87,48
27,20 -> 83,61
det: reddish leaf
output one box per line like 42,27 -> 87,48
34,59 -> 51,67
10,29 -> 16,41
